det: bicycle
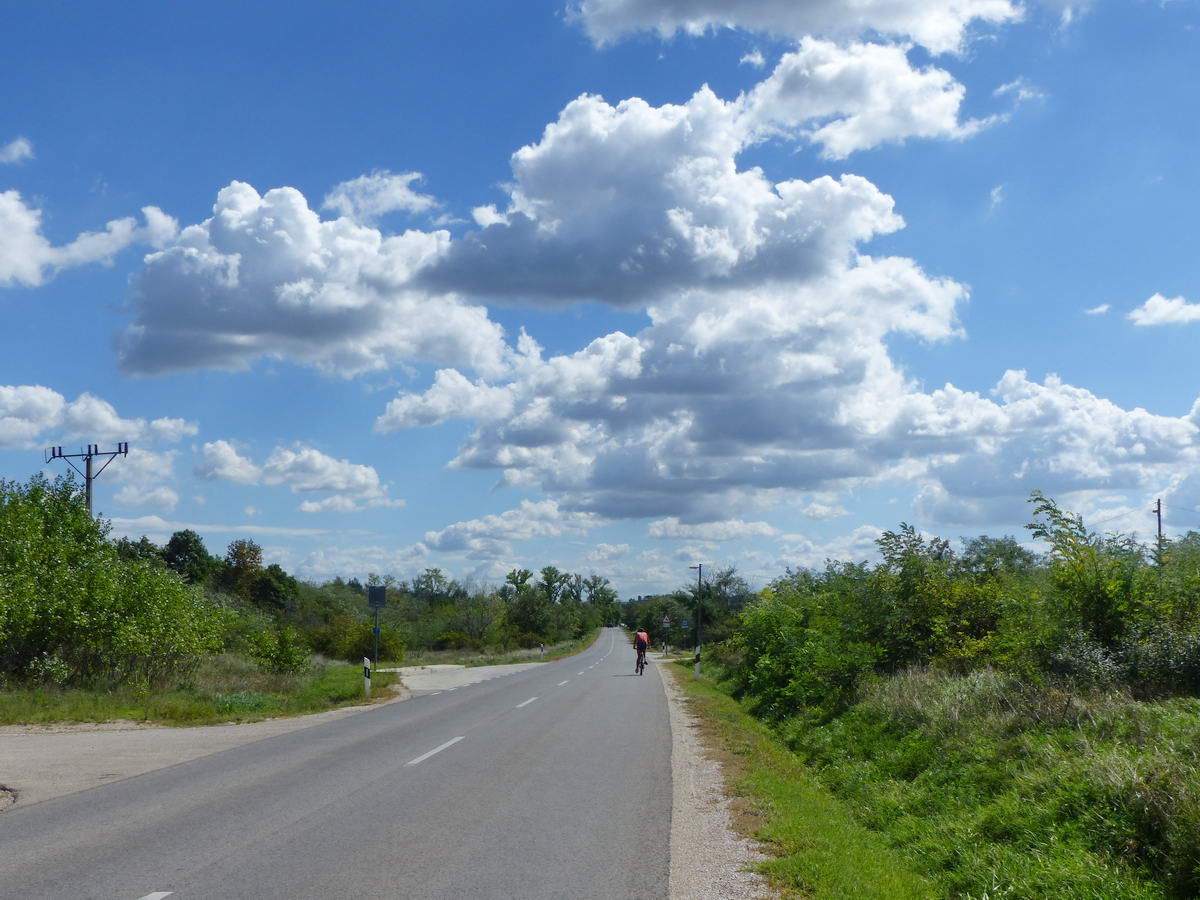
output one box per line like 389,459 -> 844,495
635,648 -> 647,675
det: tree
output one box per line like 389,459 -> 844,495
539,566 -> 568,604
223,539 -> 264,603
454,591 -> 504,641
254,563 -> 299,613
114,535 -> 164,566
413,568 -> 450,604
956,535 -> 1038,579
163,529 -> 218,585
506,571 -> 551,641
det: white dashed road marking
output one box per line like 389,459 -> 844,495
138,893 -> 173,900
515,697 -> 538,708
406,736 -> 465,766
557,680 -> 569,686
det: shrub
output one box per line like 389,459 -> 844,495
433,631 -> 482,651
308,615 -> 405,663
248,624 -> 311,675
1121,625 -> 1200,697
0,474 -> 222,685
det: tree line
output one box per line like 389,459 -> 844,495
0,473 -> 620,687
626,490 -> 1200,719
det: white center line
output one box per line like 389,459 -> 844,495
557,680 -> 569,686
515,696 -> 538,708
430,692 -> 442,696
577,671 -> 585,675
406,736 -> 465,766
138,893 -> 174,900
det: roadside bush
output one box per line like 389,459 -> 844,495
1121,625 -> 1200,697
433,631 -> 482,651
308,615 -> 405,663
248,624 -> 311,674
1048,628 -> 1126,688
0,474 -> 222,685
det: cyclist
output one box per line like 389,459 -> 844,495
634,627 -> 650,673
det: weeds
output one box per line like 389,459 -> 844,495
764,665 -> 1200,898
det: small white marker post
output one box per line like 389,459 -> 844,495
363,656 -> 371,698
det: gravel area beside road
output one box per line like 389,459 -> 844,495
379,662 -> 542,693
658,657 -> 773,900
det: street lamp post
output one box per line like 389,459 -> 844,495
688,563 -> 703,681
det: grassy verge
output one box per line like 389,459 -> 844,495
398,627 -> 603,668
767,668 -> 1199,900
0,653 -> 397,726
667,661 -> 937,900
701,660 -> 1200,899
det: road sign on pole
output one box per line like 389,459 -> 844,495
366,586 -> 386,669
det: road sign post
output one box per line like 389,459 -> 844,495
367,586 -> 387,670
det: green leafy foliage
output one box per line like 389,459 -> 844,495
0,474 -> 222,685
162,529 -> 220,585
307,615 -> 405,663
247,623 -> 311,674
703,491 -> 1200,899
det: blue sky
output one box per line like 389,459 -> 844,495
3,0 -> 1199,597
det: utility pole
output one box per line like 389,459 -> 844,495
45,443 -> 129,516
689,563 -> 703,681
1154,498 -> 1165,566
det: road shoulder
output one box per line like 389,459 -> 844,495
658,657 -> 773,900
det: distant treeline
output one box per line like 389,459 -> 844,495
0,473 -> 619,687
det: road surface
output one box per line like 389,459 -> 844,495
0,629 -> 671,899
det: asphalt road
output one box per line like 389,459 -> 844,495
0,629 -> 672,900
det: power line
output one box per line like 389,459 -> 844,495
45,443 -> 129,516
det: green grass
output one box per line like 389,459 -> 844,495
721,665 -> 1200,900
667,662 -> 937,900
0,653 -> 397,726
400,628 -> 602,668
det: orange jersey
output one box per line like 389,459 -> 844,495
635,630 -> 650,647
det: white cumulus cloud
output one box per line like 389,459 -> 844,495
422,86 -> 906,305
117,180 -> 511,378
0,137 -> 33,164
420,500 -> 602,560
1128,293 -> 1200,326
571,0 -> 1022,55
648,517 -> 780,540
0,385 -> 196,450
195,440 -> 403,513
742,39 -> 997,159
322,170 -> 439,221
0,191 -> 177,288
